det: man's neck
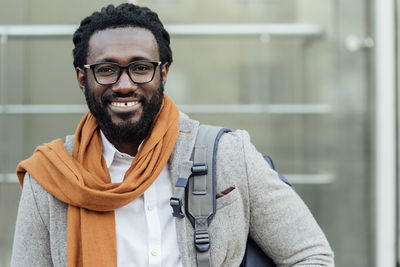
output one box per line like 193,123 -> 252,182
111,140 -> 142,156
101,130 -> 144,156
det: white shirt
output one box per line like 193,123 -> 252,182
101,131 -> 183,267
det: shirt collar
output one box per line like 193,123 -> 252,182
100,130 -> 134,168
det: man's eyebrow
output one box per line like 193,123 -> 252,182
129,56 -> 152,62
97,58 -> 118,63
95,56 -> 153,63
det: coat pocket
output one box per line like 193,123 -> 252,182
216,186 -> 239,210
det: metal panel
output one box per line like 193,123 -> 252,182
0,24 -> 324,38
0,104 -> 331,115
0,172 -> 334,184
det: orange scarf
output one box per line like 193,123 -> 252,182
16,94 -> 179,267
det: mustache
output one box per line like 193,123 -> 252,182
102,92 -> 146,104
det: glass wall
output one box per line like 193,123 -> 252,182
0,0 -> 378,266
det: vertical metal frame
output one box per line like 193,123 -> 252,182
0,33 -> 6,110
375,0 -> 397,266
0,34 -> 7,186
396,0 -> 400,264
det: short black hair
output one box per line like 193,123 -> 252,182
72,3 -> 172,68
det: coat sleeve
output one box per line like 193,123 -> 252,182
239,130 -> 335,266
11,174 -> 53,267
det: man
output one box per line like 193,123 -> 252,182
11,3 -> 334,267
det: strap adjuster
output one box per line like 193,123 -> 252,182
170,197 -> 184,218
194,230 -> 210,252
191,163 -> 208,176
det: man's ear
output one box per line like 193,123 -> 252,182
76,67 -> 86,93
161,63 -> 169,87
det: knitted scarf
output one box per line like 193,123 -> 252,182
16,94 -> 179,267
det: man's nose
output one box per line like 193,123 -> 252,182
112,70 -> 137,94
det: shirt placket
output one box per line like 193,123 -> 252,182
144,184 -> 162,267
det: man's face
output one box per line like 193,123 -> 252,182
77,27 -> 168,142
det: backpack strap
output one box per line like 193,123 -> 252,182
182,127 -> 292,267
185,125 -> 230,267
170,161 -> 193,218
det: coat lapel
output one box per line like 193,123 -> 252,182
168,113 -> 199,266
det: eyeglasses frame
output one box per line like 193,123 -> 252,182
83,60 -> 162,85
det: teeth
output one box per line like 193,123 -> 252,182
111,101 -> 138,107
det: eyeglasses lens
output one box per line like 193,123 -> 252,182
128,62 -> 155,84
94,64 -> 119,84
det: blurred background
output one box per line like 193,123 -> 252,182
0,0 -> 398,266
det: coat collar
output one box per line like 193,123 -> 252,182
168,112 -> 199,187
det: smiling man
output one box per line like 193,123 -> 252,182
11,3 -> 334,267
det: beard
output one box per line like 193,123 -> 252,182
84,80 -> 164,143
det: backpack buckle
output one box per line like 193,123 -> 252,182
191,163 -> 208,176
170,197 -> 184,218
194,230 -> 210,252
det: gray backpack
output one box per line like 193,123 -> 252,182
169,125 -> 293,267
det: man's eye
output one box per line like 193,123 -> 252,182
96,66 -> 117,75
131,64 -> 151,72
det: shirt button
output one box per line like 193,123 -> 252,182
151,250 -> 158,257
147,205 -> 153,211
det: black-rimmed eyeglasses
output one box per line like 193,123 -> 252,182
83,60 -> 161,85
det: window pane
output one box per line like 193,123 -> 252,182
0,1 -> 374,266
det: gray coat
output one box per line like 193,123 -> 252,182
11,115 -> 334,266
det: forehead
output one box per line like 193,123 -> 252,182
87,27 -> 159,63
